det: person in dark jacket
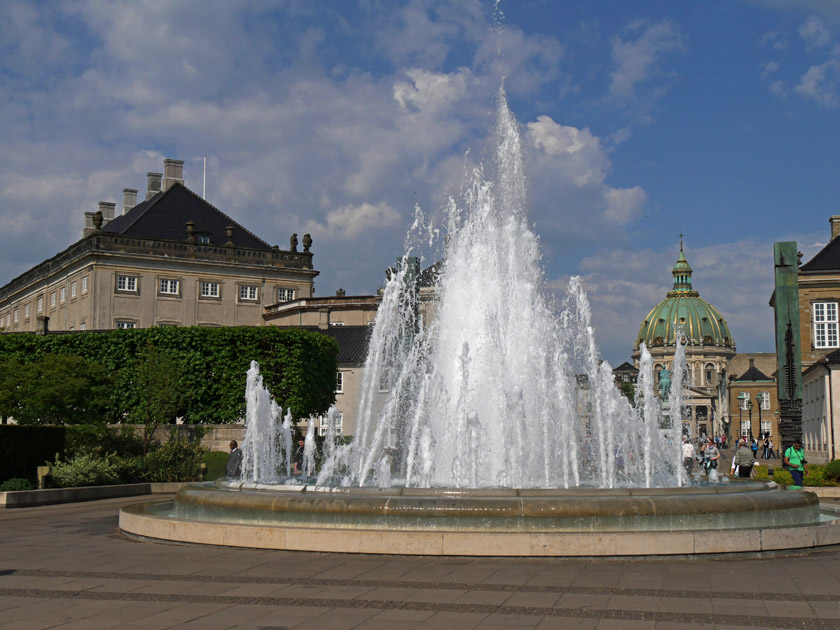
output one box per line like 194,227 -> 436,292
226,440 -> 243,478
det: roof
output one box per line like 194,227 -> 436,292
418,261 -> 443,288
104,183 -> 274,251
613,361 -> 638,373
800,238 -> 840,273
735,365 -> 773,382
302,325 -> 371,364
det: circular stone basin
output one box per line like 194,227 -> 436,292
119,480 -> 840,557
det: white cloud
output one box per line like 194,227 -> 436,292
394,68 -> 471,113
794,53 -> 840,106
609,19 -> 686,103
800,15 -> 832,48
306,202 -> 401,240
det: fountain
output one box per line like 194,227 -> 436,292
120,88 -> 840,556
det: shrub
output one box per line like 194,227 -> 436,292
772,468 -> 794,486
753,465 -> 769,480
49,453 -> 118,488
203,451 -> 229,481
0,478 -> 34,491
824,459 -> 840,484
142,439 -> 205,483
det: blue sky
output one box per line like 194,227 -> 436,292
1,0 -> 838,365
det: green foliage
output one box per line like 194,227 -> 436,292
0,477 -> 34,491
65,424 -> 145,459
619,382 -> 635,406
824,459 -> 840,483
203,451 -> 229,481
0,425 -> 66,482
142,439 -> 205,482
49,453 -> 119,488
0,327 -> 338,424
772,468 -> 794,485
753,465 -> 769,480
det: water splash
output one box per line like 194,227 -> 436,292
313,88 -> 681,489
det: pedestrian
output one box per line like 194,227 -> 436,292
783,439 -> 808,489
767,438 -> 776,459
226,440 -> 243,478
702,438 -> 720,476
762,437 -> 770,459
682,437 -> 696,475
751,438 -> 759,459
734,438 -> 755,478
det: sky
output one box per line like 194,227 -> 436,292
1,0 -> 839,366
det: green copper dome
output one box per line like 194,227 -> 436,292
635,243 -> 735,351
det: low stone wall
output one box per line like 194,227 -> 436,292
0,482 -> 189,509
109,424 -> 245,453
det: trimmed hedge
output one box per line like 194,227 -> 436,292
0,425 -> 66,483
203,451 -> 229,481
0,326 -> 338,424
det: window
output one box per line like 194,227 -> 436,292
37,297 -> 43,312
80,322 -> 86,331
813,302 -> 839,348
198,235 -> 210,244
159,279 -> 179,295
117,275 -> 137,292
13,309 -> 18,323
116,320 -> 136,329
739,392 -> 750,410
761,420 -> 771,435
71,281 -> 76,298
200,282 -> 220,298
740,420 -> 750,437
50,292 -> 56,308
82,277 -> 88,293
277,288 -> 295,303
759,391 -> 771,411
336,371 -> 344,394
239,285 -> 258,301
318,412 -> 344,437
60,287 -> 65,303
705,363 -> 715,386
24,304 -> 29,318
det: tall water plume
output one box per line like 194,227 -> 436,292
316,88 -> 681,489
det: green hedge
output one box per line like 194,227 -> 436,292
0,327 -> 338,424
0,425 -> 66,483
203,451 -> 229,481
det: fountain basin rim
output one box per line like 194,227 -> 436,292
120,500 -> 840,557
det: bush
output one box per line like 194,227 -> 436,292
49,453 -> 118,488
0,478 -> 34,491
753,465 -> 769,480
141,439 -> 205,483
824,459 -> 840,484
203,451 -> 229,481
772,468 -> 794,485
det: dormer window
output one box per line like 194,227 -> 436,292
197,235 -> 210,244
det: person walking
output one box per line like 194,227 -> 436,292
762,437 -> 770,459
767,438 -> 776,459
682,437 -> 696,475
734,438 -> 755,478
702,438 -> 720,476
783,439 -> 808,489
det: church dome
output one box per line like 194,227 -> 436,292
634,244 -> 735,351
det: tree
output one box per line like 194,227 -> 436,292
619,381 -> 636,406
127,343 -> 186,453
0,357 -> 26,424
14,354 -> 114,425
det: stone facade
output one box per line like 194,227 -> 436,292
726,354 -> 779,442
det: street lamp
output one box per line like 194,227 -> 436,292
747,400 -> 754,441
756,392 -> 764,440
737,392 -> 745,439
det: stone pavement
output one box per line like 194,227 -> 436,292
1,496 -> 840,630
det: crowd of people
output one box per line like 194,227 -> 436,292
681,434 -> 807,488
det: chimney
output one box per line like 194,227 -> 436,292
831,216 -> 840,241
98,201 -> 116,225
83,212 -> 96,237
163,158 -> 184,191
123,188 -> 138,214
146,172 -> 162,200
749,358 -> 755,370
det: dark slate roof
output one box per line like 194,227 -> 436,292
800,238 -> 840,273
613,361 -> 638,374
824,349 -> 840,363
103,183 -> 274,251
301,325 -> 371,364
735,365 -> 772,382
